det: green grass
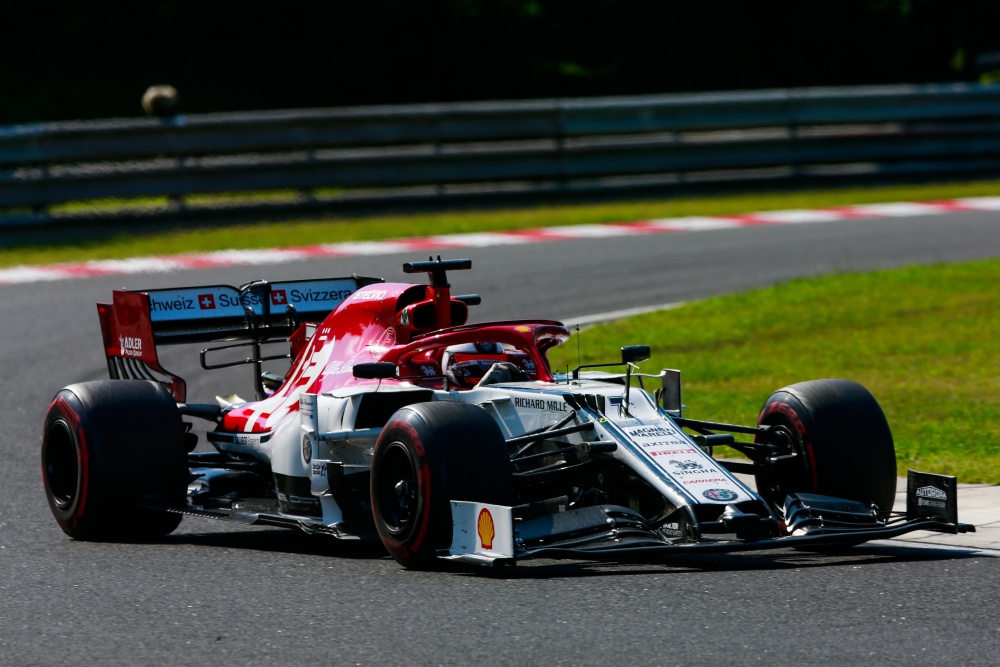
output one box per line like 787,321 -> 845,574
547,259 -> 1000,484
2,179 -> 1000,268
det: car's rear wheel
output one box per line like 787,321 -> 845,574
370,401 -> 513,568
754,379 -> 897,517
41,380 -> 188,540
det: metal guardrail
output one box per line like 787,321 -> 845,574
3,82 -> 1000,232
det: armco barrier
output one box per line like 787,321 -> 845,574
3,83 -> 1000,232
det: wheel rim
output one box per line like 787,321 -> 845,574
756,419 -> 811,510
45,420 -> 80,511
375,441 -> 418,538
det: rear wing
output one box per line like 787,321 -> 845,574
97,275 -> 382,402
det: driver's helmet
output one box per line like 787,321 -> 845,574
443,341 -> 507,388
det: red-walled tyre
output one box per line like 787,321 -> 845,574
754,379 -> 897,517
41,380 -> 188,540
370,401 -> 514,569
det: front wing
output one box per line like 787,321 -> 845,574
444,470 -> 976,566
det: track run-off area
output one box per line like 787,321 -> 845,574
1,200 -> 999,666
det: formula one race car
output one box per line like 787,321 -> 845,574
41,258 -> 974,568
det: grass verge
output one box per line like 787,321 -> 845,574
2,179 -> 999,268
547,259 -> 1000,483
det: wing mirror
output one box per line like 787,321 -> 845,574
621,345 -> 650,364
620,346 -> 649,418
572,344 -> 651,380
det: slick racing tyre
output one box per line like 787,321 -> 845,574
754,379 -> 897,516
41,380 -> 188,540
370,402 -> 514,569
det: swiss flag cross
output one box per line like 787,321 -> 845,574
198,294 -> 216,310
270,290 -> 288,306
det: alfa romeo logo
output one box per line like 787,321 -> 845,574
703,488 -> 738,502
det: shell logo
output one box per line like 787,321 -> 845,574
477,508 -> 495,550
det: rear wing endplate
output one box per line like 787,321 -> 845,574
97,275 -> 382,402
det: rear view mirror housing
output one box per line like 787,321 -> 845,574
621,345 -> 651,364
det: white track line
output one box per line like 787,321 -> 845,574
1,197 -> 996,286
563,302 -> 685,329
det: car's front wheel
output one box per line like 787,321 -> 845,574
754,379 -> 897,516
370,401 -> 513,568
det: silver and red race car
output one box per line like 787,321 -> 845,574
41,258 -> 973,568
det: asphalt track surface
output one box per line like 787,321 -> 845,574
2,210 -> 1000,666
